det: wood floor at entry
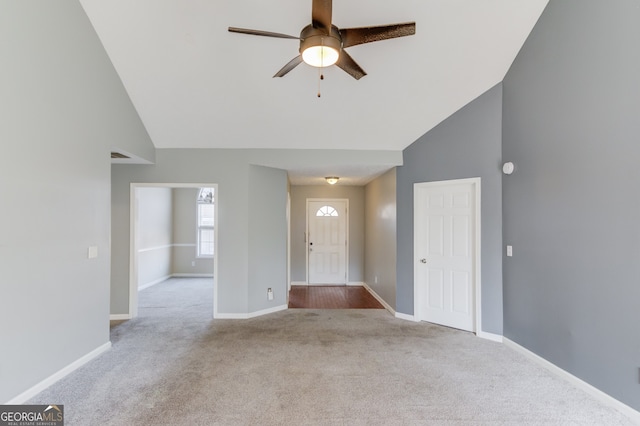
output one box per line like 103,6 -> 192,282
289,286 -> 384,309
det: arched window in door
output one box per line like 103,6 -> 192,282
316,205 -> 339,217
197,188 -> 214,257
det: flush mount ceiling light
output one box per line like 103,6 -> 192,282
325,176 -> 339,185
228,0 -> 415,80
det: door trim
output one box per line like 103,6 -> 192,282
413,178 -> 482,334
129,182 -> 219,319
305,198 -> 349,285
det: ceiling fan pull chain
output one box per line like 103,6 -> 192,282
317,38 -> 325,97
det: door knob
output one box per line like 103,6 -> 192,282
420,258 -> 427,264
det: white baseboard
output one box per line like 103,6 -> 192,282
347,281 -> 364,287
215,313 -> 248,319
291,281 -> 307,287
246,304 -> 288,318
393,313 -> 504,343
109,314 -> 131,321
395,312 -> 418,322
138,275 -> 171,291
171,273 -> 214,278
476,330 -> 503,343
139,274 -> 214,292
215,304 -> 288,320
5,342 -> 112,404
362,282 -> 395,315
503,338 -> 640,423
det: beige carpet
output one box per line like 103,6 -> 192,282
28,278 -> 634,425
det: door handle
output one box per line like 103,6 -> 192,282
420,258 -> 427,264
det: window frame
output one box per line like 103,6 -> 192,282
196,188 -> 215,258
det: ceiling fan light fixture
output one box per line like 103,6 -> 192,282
299,27 -> 341,68
302,45 -> 339,67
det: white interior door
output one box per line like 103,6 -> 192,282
414,180 -> 479,332
307,199 -> 347,285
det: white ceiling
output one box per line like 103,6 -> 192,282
84,0 -> 548,181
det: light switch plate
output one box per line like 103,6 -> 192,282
88,245 -> 98,259
506,245 -> 513,257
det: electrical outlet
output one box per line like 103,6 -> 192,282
267,288 -> 274,301
374,275 -> 378,284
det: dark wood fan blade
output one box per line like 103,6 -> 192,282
273,55 -> 303,78
228,27 -> 299,40
312,0 -> 332,33
339,22 -> 415,48
335,50 -> 366,80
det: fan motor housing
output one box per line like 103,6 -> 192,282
299,24 -> 342,54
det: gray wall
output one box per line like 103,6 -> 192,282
0,1 -> 153,402
248,166 -> 289,311
137,187 -> 172,287
502,0 -> 640,410
290,185 -> 365,283
172,188 -> 214,275
364,169 -> 397,309
396,84 -> 504,334
112,149 -> 289,316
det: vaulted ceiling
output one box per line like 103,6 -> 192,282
83,0 -> 548,177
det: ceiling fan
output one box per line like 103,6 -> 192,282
228,0 -> 416,80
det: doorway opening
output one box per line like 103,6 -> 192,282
129,183 -> 218,319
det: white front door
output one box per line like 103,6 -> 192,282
307,199 -> 347,285
414,179 -> 479,332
